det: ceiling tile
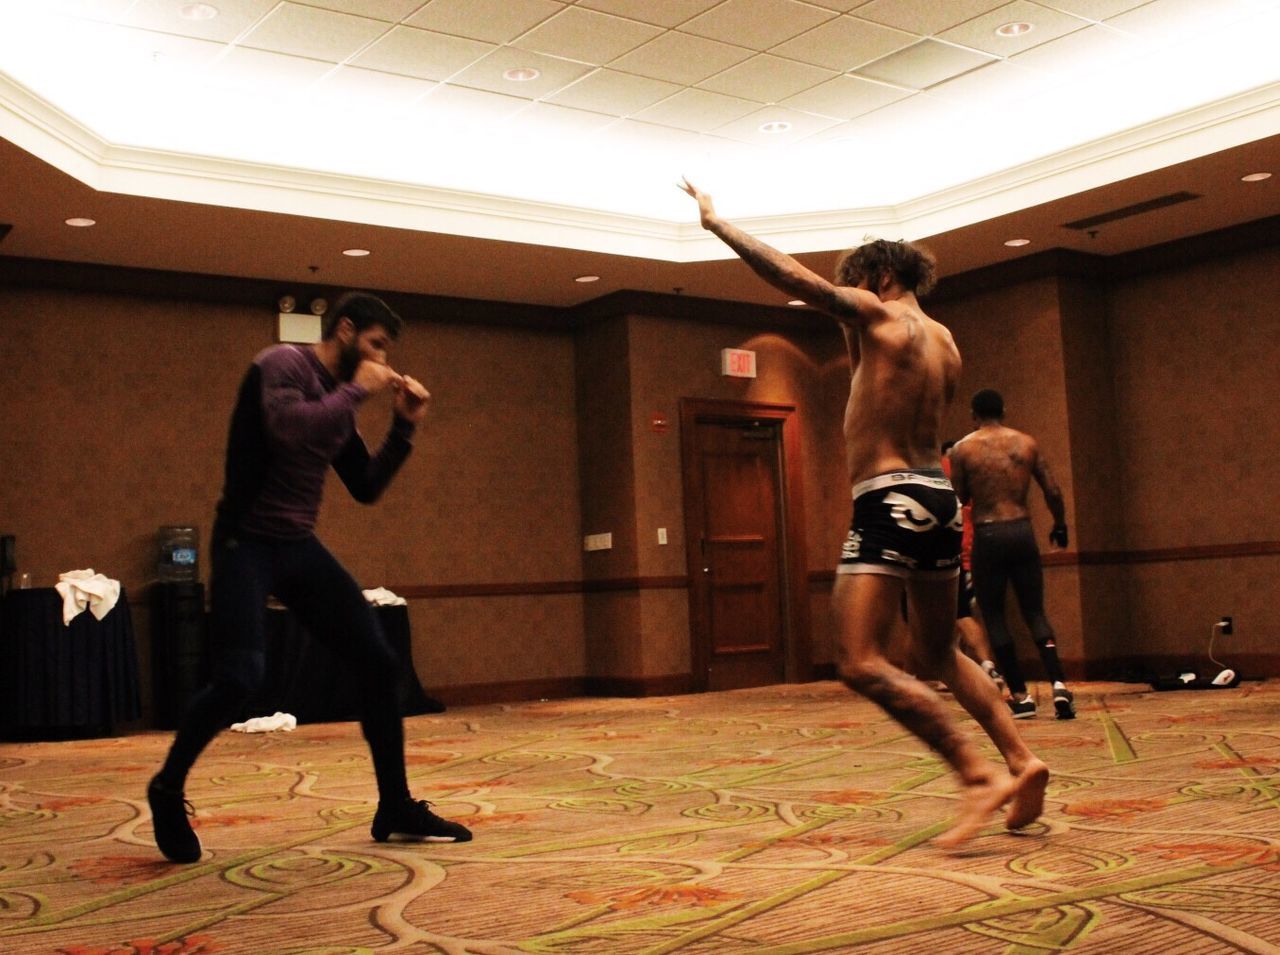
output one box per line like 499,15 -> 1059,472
712,105 -> 843,143
239,3 -> 390,63
610,31 -> 754,85
575,0 -> 725,28
351,26 -> 494,81
507,101 -> 619,136
213,46 -> 334,93
852,0 -> 1011,36
406,0 -> 564,45
546,69 -> 682,115
855,39 -> 998,89
1011,22 -> 1143,76
809,88 -> 955,140
772,15 -> 917,71
926,57 -> 1048,107
699,54 -> 835,103
290,0 -> 425,20
512,7 -> 663,64
314,65 -> 437,109
1032,0 -> 1149,20
680,0 -> 837,51
1102,0 -> 1258,41
112,28 -> 226,70
123,0 -> 279,43
802,0 -> 868,10
415,84 -> 529,132
450,46 -> 595,99
632,87 -> 760,132
939,0 -> 1091,56
781,73 -> 912,119
609,117 -> 732,155
47,0 -> 136,20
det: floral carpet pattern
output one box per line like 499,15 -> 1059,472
2,680 -> 1280,954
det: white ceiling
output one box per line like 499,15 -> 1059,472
1,0 -> 1278,307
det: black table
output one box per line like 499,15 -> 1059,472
241,603 -> 442,724
0,586 -> 141,738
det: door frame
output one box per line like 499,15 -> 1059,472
679,397 -> 812,692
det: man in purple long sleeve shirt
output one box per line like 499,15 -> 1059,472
148,291 -> 471,863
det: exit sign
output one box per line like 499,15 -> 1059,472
720,348 -> 757,378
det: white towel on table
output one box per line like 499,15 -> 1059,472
230,712 -> 297,733
362,587 -> 406,606
54,568 -> 121,625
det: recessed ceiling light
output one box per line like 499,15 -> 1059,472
1241,172 -> 1272,182
759,121 -> 791,134
181,3 -> 219,20
342,248 -> 371,257
503,67 -> 540,82
1004,238 -> 1031,247
64,217 -> 96,227
995,21 -> 1033,37
574,275 -> 600,283
788,300 -> 806,307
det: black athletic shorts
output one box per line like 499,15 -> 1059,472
837,470 -> 963,580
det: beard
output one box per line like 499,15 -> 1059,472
337,339 -> 362,382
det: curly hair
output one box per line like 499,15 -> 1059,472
834,238 -> 937,297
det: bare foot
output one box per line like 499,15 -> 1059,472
1004,758 -> 1049,830
935,772 -> 1018,849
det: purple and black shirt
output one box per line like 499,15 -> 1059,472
213,344 -> 414,543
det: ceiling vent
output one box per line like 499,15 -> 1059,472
1063,192 -> 1201,230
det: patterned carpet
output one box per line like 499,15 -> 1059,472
3,679 -> 1280,954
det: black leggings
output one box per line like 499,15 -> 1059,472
159,532 -> 408,801
971,519 -> 1065,695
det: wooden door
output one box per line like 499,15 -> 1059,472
685,414 -> 788,691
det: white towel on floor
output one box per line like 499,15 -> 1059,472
54,568 -> 121,625
362,586 -> 406,606
229,712 -> 297,733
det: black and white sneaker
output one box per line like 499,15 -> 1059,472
982,663 -> 1008,697
372,797 -> 473,843
1053,686 -> 1076,720
147,775 -> 202,864
1009,696 -> 1036,719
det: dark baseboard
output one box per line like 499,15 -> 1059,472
584,673 -> 695,698
427,673 -> 696,707
430,677 -> 588,707
1079,654 -> 1280,683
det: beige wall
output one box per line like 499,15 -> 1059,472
1103,244 -> 1280,672
575,309 -> 848,687
3,228 -> 1277,725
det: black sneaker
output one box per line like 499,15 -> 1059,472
1009,696 -> 1036,719
147,775 -> 202,864
1053,686 -> 1076,720
371,797 -> 473,843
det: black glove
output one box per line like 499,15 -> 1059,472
1049,524 -> 1068,549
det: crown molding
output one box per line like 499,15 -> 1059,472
3,72 -> 1278,263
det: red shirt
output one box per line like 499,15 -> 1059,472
941,456 -> 974,571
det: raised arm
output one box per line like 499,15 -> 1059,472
680,178 -> 881,327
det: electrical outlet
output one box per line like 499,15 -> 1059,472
1217,615 -> 1233,635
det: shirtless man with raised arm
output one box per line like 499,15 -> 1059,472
680,179 -> 1048,847
949,389 -> 1075,720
